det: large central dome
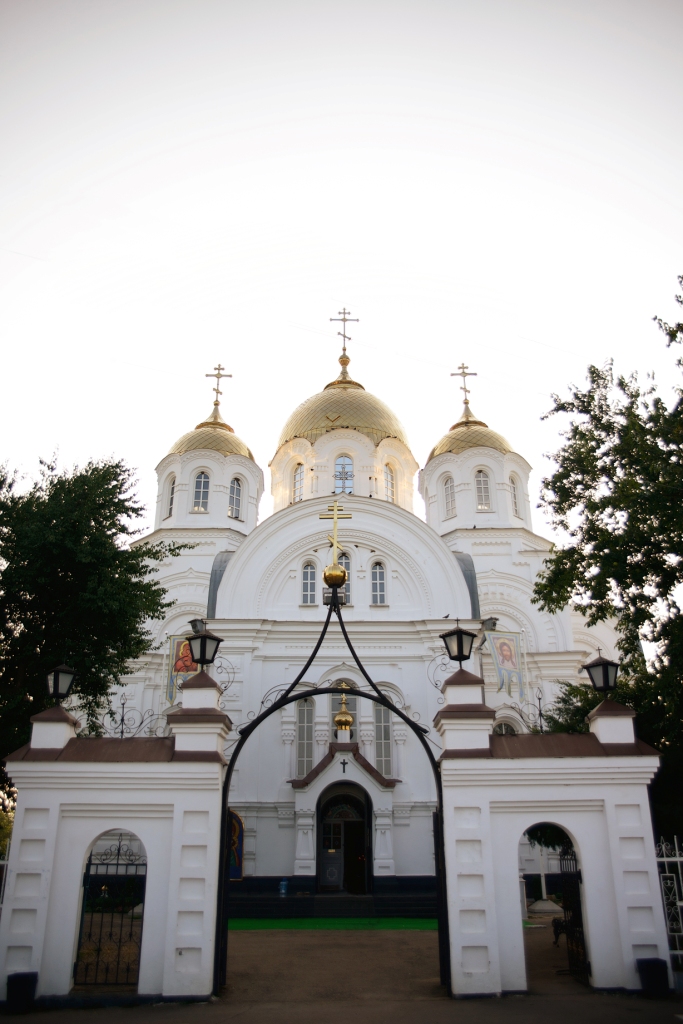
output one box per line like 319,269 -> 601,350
277,352 -> 410,450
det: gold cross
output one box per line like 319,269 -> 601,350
451,363 -> 477,404
330,308 -> 358,355
319,500 -> 352,564
206,363 -> 232,403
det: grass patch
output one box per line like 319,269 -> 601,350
229,917 -> 438,931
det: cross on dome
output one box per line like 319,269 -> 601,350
206,363 -> 232,406
330,308 -> 358,356
451,363 -> 477,406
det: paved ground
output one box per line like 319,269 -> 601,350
13,923 -> 682,1023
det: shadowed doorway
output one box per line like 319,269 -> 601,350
318,784 -> 372,895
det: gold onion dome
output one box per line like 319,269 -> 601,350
276,351 -> 410,451
333,692 -> 354,730
169,402 -> 254,460
427,402 -> 513,462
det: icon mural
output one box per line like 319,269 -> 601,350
484,631 -> 525,698
166,636 -> 200,704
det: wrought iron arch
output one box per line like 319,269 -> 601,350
213,590 -> 451,995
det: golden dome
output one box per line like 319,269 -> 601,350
277,353 -> 409,450
427,403 -> 512,461
333,691 -> 354,730
169,403 -> 254,460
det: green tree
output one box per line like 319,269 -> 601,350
0,458 -> 182,795
533,277 -> 683,838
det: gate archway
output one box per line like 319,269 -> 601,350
213,589 -> 451,995
520,822 -> 590,989
73,830 -> 147,988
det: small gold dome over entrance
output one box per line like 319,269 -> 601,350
277,351 -> 410,451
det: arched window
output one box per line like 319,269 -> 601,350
297,698 -> 314,777
331,683 -> 357,739
228,477 -> 242,519
339,551 -> 351,604
375,704 -> 392,776
302,562 -> 316,604
371,562 -> 386,605
475,470 -> 491,510
166,476 -> 175,519
384,464 -> 395,502
444,475 -> 456,518
293,463 -> 304,503
193,472 -> 210,512
334,455 -> 354,494
510,476 -> 520,518
493,721 -> 518,736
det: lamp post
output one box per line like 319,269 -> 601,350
582,649 -> 620,695
186,628 -> 223,668
46,665 -> 76,703
439,622 -> 477,664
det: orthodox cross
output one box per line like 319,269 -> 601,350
451,363 -> 477,404
319,500 -> 352,564
340,759 -> 348,773
206,363 -> 231,403
330,308 -> 358,354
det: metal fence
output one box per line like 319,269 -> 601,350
656,836 -> 683,973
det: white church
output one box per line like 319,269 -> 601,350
136,343 -> 618,885
0,333 -> 670,1004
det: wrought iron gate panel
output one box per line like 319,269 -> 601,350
74,832 -> 147,986
559,848 -> 590,985
656,836 -> 683,972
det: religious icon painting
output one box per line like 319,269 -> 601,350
229,811 -> 245,880
484,631 -> 525,698
167,635 -> 200,704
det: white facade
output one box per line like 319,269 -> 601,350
0,353 -> 667,1000
125,362 -> 621,884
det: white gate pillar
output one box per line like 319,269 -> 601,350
436,680 -> 669,997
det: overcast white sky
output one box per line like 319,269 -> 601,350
1,0 -> 682,532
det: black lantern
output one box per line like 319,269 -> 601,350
439,623 -> 477,664
582,650 -> 620,694
187,629 -> 223,667
47,664 -> 76,702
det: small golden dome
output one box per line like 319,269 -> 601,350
334,691 -> 354,730
276,353 -> 410,451
169,403 -> 254,461
427,403 -> 512,462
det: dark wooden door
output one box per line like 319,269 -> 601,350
343,821 -> 367,894
321,821 -> 343,890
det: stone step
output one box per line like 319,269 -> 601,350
227,892 -> 438,919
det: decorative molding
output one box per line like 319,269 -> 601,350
489,799 -> 604,814
60,803 -> 174,819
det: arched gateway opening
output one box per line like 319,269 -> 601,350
519,822 -> 590,991
318,784 -> 372,895
73,830 -> 147,988
217,582 -> 450,998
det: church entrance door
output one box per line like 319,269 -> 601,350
318,787 -> 370,895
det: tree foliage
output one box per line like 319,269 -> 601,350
524,822 -> 573,852
533,277 -> 683,837
0,458 -> 182,793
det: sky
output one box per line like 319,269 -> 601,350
1,0 -> 682,532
